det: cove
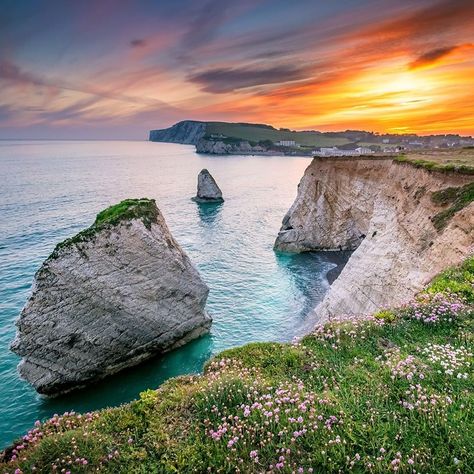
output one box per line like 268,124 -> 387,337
0,140 -> 344,447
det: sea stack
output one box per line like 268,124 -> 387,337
11,198 -> 212,396
192,169 -> 224,203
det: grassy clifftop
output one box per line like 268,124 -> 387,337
2,258 -> 473,473
395,149 -> 474,175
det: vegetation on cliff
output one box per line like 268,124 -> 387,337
2,257 -> 473,473
48,199 -> 158,260
431,182 -> 474,230
394,153 -> 474,175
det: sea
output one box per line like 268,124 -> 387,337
0,140 -> 343,448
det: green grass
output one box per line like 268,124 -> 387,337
431,182 -> 474,230
425,256 -> 474,303
94,199 -> 158,229
206,122 -> 351,147
2,258 -> 474,473
48,199 -> 158,260
395,151 -> 474,175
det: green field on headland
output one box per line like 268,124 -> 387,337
2,257 -> 473,473
205,122 -> 351,147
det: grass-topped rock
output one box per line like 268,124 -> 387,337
50,198 -> 158,259
10,198 -> 211,396
4,257 -> 473,472
94,198 -> 159,229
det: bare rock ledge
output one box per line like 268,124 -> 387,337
11,198 -> 212,396
275,157 -> 474,324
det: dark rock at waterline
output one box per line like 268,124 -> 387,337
192,169 -> 224,203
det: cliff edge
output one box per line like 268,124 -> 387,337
11,198 -> 211,395
275,157 -> 474,322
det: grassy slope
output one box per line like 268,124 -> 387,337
206,123 -> 351,147
2,258 -> 473,473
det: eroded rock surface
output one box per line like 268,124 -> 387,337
275,157 -> 474,323
11,199 -> 211,395
193,169 -> 224,203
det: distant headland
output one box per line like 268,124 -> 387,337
149,120 -> 474,156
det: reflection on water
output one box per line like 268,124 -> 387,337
196,201 -> 224,225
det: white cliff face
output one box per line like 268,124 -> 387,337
193,169 -> 224,202
149,120 -> 207,144
11,201 -> 211,395
275,157 -> 474,323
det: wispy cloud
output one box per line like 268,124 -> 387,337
188,64 -> 311,93
1,0 -> 474,137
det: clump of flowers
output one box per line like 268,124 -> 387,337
201,358 -> 340,472
381,348 -> 427,381
7,411 -> 100,463
311,314 -> 386,349
420,343 -> 472,379
400,383 -> 453,413
401,293 -> 466,324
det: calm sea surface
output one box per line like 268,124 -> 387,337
0,140 -> 339,448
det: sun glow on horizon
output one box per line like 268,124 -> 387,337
1,1 -> 474,138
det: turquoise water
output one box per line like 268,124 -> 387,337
0,140 -> 340,448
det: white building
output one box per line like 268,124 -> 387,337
276,140 -> 296,147
314,146 -> 374,157
355,146 -> 374,155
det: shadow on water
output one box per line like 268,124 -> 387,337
195,201 -> 224,225
275,250 -> 352,335
37,334 -> 214,418
322,250 -> 352,284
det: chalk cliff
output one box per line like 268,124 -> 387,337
149,120 -> 207,144
275,157 -> 474,322
11,199 -> 211,395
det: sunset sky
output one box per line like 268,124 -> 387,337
1,0 -> 473,139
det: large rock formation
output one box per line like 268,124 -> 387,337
11,199 -> 212,395
275,157 -> 474,323
192,169 -> 224,203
